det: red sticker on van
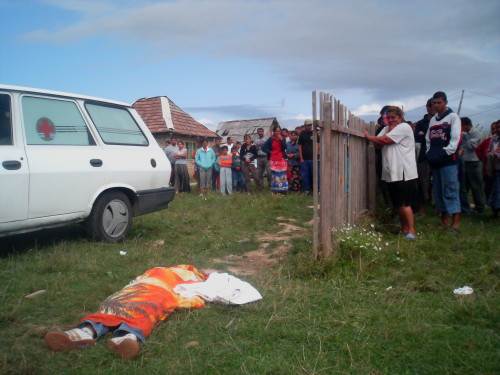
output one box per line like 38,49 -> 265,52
36,118 -> 56,141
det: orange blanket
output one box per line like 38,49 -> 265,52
81,265 -> 207,338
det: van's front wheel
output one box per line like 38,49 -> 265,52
85,191 -> 132,242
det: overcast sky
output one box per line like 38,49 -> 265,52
1,0 -> 499,130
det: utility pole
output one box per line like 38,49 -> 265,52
457,89 -> 465,115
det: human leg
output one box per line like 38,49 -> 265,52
301,161 -> 311,192
398,206 -> 415,236
232,170 -> 238,192
441,164 -> 461,215
458,160 -> 470,212
44,321 -> 103,352
451,212 -> 461,230
242,164 -> 253,193
170,163 -> 176,187
225,168 -> 233,194
105,323 -> 144,359
265,160 -> 272,187
237,171 -> 245,191
250,164 -> 263,191
257,157 -> 266,186
174,164 -> 181,192
417,161 -> 431,214
220,167 -> 227,194
465,161 -> 485,212
432,167 -> 446,215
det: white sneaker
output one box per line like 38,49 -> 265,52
44,328 -> 96,351
106,333 -> 139,359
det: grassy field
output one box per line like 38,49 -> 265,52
0,189 -> 498,375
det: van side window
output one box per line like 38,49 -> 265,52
0,94 -> 12,145
85,103 -> 148,146
22,96 -> 95,146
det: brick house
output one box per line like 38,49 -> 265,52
133,96 -> 218,174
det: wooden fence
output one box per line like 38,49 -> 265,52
311,92 -> 377,258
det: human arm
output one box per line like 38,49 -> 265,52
414,120 -> 427,144
443,115 -> 462,155
261,137 -> 272,154
363,130 -> 395,146
463,129 -> 482,152
195,149 -> 201,167
175,149 -> 187,159
299,144 -> 304,162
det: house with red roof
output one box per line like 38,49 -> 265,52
133,96 -> 218,173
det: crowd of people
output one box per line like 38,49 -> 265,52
163,90 -> 499,237
163,120 -> 320,197
365,91 -> 500,239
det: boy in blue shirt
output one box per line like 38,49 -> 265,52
231,147 -> 245,192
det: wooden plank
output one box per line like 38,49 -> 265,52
312,91 -> 319,259
321,95 -> 333,258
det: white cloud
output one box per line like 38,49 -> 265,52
197,118 -> 216,127
23,0 -> 500,110
352,104 -> 383,117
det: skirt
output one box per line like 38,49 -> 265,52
270,160 -> 289,193
174,164 -> 191,193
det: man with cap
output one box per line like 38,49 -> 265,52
298,119 -> 320,194
425,91 -> 462,231
414,98 -> 435,215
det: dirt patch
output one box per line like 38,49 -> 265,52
206,218 -> 306,276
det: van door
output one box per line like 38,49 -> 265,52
0,92 -> 29,223
21,95 -> 107,219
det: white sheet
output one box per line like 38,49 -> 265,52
173,272 -> 263,305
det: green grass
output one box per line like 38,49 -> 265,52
0,189 -> 498,375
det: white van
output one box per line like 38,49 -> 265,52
0,85 -> 175,242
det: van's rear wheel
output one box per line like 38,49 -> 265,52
85,191 -> 132,242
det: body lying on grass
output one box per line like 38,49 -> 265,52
44,265 -> 262,359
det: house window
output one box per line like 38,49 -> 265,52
186,141 -> 197,159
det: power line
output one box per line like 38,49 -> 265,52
466,90 -> 500,101
468,105 -> 500,117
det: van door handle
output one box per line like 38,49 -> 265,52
2,160 -> 22,170
90,159 -> 103,167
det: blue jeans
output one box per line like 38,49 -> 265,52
232,170 -> 245,192
432,164 -> 461,214
300,160 -> 320,191
79,320 -> 146,342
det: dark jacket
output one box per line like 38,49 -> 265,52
240,144 -> 258,163
414,114 -> 430,163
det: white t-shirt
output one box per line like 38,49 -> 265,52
379,123 -> 418,182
